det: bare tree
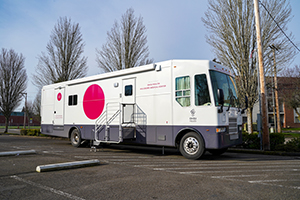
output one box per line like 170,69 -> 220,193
33,91 -> 41,117
279,65 -> 300,121
96,8 -> 153,72
202,0 -> 297,133
33,17 -> 88,88
0,48 -> 27,133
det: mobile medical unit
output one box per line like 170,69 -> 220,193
41,60 -> 244,159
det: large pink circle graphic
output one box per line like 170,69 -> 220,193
83,84 -> 105,120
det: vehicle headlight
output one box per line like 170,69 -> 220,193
216,127 -> 226,133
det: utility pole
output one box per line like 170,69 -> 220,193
271,70 -> 276,132
270,44 -> 281,133
254,0 -> 270,150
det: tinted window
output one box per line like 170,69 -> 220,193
195,74 -> 211,106
68,95 -> 78,106
125,85 -> 133,96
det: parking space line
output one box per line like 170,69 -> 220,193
133,162 -> 299,165
211,175 -> 262,179
179,168 -> 300,174
152,165 -> 300,171
249,179 -> 300,183
248,179 -> 300,190
10,175 -> 85,200
75,153 -> 300,191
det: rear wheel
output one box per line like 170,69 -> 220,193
179,132 -> 205,160
70,129 -> 82,147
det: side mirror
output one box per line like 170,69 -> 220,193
217,89 -> 224,113
241,96 -> 248,114
217,89 -> 224,105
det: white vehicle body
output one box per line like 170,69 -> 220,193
41,60 -> 243,159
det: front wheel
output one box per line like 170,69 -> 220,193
70,129 -> 82,147
179,132 -> 205,160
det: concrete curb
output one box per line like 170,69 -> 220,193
36,159 -> 100,172
0,150 -> 36,157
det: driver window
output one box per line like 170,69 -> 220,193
195,74 -> 211,106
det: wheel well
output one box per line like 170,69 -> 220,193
175,128 -> 205,148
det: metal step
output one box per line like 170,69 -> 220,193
122,127 -> 136,139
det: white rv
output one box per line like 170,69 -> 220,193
41,60 -> 244,159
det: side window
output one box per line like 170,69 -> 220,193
195,74 -> 211,106
125,85 -> 133,96
175,76 -> 190,107
68,95 -> 78,106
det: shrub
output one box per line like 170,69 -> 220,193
20,129 -> 41,136
242,132 -> 260,149
20,129 -> 28,135
241,132 -> 285,150
275,138 -> 300,152
286,138 -> 300,152
270,133 -> 285,150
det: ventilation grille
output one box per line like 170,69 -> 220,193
229,118 -> 238,134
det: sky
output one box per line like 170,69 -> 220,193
0,0 -> 300,111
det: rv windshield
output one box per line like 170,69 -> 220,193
209,70 -> 238,107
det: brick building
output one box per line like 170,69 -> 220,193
252,76 -> 300,130
0,112 -> 40,127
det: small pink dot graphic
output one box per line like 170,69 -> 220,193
83,84 -> 105,120
57,93 -> 62,101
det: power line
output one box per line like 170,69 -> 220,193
259,0 -> 300,52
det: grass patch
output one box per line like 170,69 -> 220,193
1,132 -> 19,135
0,126 -> 41,129
282,127 -> 300,132
282,133 -> 300,138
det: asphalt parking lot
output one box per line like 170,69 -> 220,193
0,134 -> 300,200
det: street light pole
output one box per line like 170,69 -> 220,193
270,44 -> 281,133
21,93 -> 27,129
254,0 -> 270,150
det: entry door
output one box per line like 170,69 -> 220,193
122,78 -> 136,103
54,88 -> 65,125
122,78 -> 136,123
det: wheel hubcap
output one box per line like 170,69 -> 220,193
73,133 -> 79,144
183,137 -> 199,155
75,135 -> 79,142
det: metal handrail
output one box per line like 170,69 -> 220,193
95,102 -> 147,143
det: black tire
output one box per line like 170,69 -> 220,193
70,129 -> 82,147
179,132 -> 205,160
207,148 -> 228,156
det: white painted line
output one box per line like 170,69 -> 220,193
153,165 -> 300,171
249,179 -> 286,183
211,175 -> 262,179
36,159 -> 100,172
249,179 -> 300,183
248,179 -> 300,190
134,162 -> 300,168
0,150 -> 36,157
11,175 -> 85,200
179,168 -> 300,174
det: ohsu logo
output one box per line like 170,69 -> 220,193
190,109 -> 196,116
